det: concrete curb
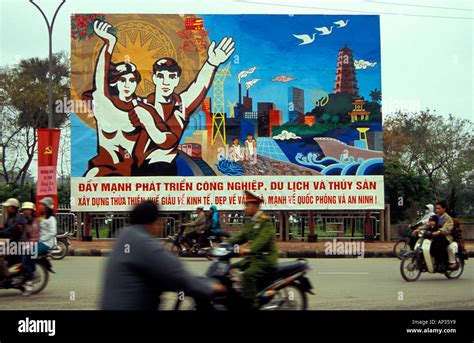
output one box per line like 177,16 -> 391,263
69,248 -> 473,259
69,248 -> 112,256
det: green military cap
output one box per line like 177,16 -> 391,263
243,190 -> 264,204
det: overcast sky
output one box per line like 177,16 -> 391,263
1,0 -> 473,121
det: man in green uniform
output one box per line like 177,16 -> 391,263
228,190 -> 278,309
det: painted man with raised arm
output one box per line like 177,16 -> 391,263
129,37 -> 235,175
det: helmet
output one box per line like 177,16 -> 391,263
39,197 -> 54,210
21,202 -> 36,211
2,198 -> 20,208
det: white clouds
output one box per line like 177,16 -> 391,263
354,59 -> 377,69
273,130 -> 302,140
237,66 -> 257,83
245,78 -> 260,89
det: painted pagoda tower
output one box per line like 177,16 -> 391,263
348,99 -> 371,122
333,44 -> 359,97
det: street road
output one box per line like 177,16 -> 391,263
0,257 -> 472,310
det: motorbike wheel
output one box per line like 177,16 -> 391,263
50,241 -> 68,260
31,263 -> 49,294
400,255 -> 421,282
261,284 -> 308,310
444,255 -> 464,279
393,240 -> 410,260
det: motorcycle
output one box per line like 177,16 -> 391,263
49,233 -> 70,260
0,253 -> 54,294
174,243 -> 314,310
400,229 -> 465,281
163,225 -> 229,261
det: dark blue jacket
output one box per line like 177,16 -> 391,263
210,205 -> 222,234
0,211 -> 26,242
101,225 -> 213,310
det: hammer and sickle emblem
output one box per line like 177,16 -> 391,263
44,146 -> 53,155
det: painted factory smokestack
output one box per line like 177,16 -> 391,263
237,66 -> 257,104
239,82 -> 242,104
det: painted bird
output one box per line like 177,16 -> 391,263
315,26 -> 334,35
334,20 -> 349,28
293,33 -> 317,45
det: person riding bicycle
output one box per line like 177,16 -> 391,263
182,206 -> 207,247
227,191 -> 277,310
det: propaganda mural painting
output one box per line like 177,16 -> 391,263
70,14 -> 384,211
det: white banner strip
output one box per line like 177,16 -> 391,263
71,176 -> 384,212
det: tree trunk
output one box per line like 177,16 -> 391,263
17,129 -> 37,186
448,184 -> 457,216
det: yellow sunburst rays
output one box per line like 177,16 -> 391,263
113,29 -> 168,97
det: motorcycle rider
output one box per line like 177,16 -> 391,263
228,191 -> 278,310
408,204 -> 434,250
20,202 -> 40,295
37,197 -> 58,256
418,204 -> 435,226
435,201 -> 457,270
0,198 -> 26,243
101,200 -> 225,310
418,201 -> 455,270
414,214 -> 438,235
0,198 -> 27,283
182,205 -> 207,247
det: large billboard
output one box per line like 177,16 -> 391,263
70,14 -> 384,211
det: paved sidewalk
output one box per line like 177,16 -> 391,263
69,239 -> 474,258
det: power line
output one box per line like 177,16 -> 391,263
234,0 -> 474,20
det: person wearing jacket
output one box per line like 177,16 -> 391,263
0,198 -> 26,243
101,200 -> 225,310
228,191 -> 278,310
431,201 -> 456,270
182,206 -> 207,246
20,202 -> 40,295
418,200 -> 455,270
37,197 -> 57,255
0,198 -> 26,282
209,205 -> 222,235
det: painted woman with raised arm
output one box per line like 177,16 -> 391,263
83,20 -> 177,177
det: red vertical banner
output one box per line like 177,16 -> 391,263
36,128 -> 61,212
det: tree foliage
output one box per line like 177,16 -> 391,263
384,110 -> 474,216
384,160 -> 432,222
0,52 -> 69,185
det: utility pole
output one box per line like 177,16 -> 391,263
29,0 -> 66,128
